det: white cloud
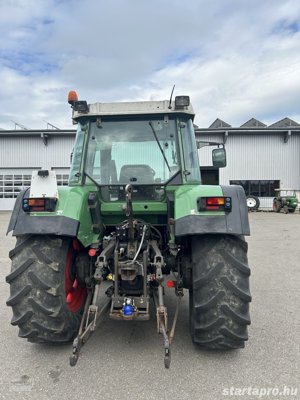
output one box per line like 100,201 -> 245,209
0,0 -> 300,129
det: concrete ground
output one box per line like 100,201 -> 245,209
0,211 -> 299,400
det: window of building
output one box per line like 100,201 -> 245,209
56,174 -> 69,186
51,168 -> 70,186
0,174 -> 31,198
230,180 -> 280,197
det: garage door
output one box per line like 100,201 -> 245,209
0,169 -> 33,211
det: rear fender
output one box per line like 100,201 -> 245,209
7,189 -> 79,237
174,184 -> 250,236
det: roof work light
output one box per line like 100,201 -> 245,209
175,96 -> 190,109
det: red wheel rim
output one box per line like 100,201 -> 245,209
65,246 -> 87,313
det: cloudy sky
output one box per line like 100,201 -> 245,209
1,0 -> 300,129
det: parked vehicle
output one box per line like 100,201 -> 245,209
273,189 -> 298,213
6,92 -> 251,368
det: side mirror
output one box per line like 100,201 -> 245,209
212,148 -> 226,168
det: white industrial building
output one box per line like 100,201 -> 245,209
197,117 -> 300,208
0,116 -> 299,210
0,130 -> 74,210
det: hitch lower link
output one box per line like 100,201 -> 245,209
69,255 -> 111,367
152,253 -> 183,369
69,239 -> 183,369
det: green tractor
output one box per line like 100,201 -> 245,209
6,92 -> 251,368
273,189 -> 298,214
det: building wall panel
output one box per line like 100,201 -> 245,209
196,131 -> 300,209
219,133 -> 300,190
0,136 -> 74,169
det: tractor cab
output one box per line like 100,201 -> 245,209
69,113 -> 195,202
68,93 -> 226,204
69,96 -> 201,198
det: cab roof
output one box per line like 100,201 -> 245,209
72,99 -> 195,120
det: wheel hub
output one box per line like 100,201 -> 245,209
247,198 -> 256,207
65,249 -> 87,313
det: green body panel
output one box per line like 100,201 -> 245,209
100,201 -> 167,215
286,198 -> 298,208
31,185 -> 100,247
274,195 -> 298,209
101,200 -> 168,227
28,182 -> 226,247
57,186 -> 100,246
173,184 -> 225,219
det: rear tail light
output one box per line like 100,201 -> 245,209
22,198 -> 57,212
197,197 -> 232,212
29,199 -> 45,207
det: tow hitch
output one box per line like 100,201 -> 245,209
69,184 -> 183,368
69,276 -> 183,368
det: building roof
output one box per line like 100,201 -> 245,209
0,129 -> 76,137
203,116 -> 300,133
196,116 -> 300,140
268,117 -> 300,128
240,118 -> 267,128
209,118 -> 231,128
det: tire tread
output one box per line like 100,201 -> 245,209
6,235 -> 84,343
190,234 -> 251,350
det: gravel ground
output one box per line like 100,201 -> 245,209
0,211 -> 299,400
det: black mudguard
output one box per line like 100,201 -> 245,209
175,185 -> 250,236
7,189 -> 79,237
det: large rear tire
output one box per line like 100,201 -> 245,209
6,235 -> 87,343
273,200 -> 281,213
190,235 -> 251,349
